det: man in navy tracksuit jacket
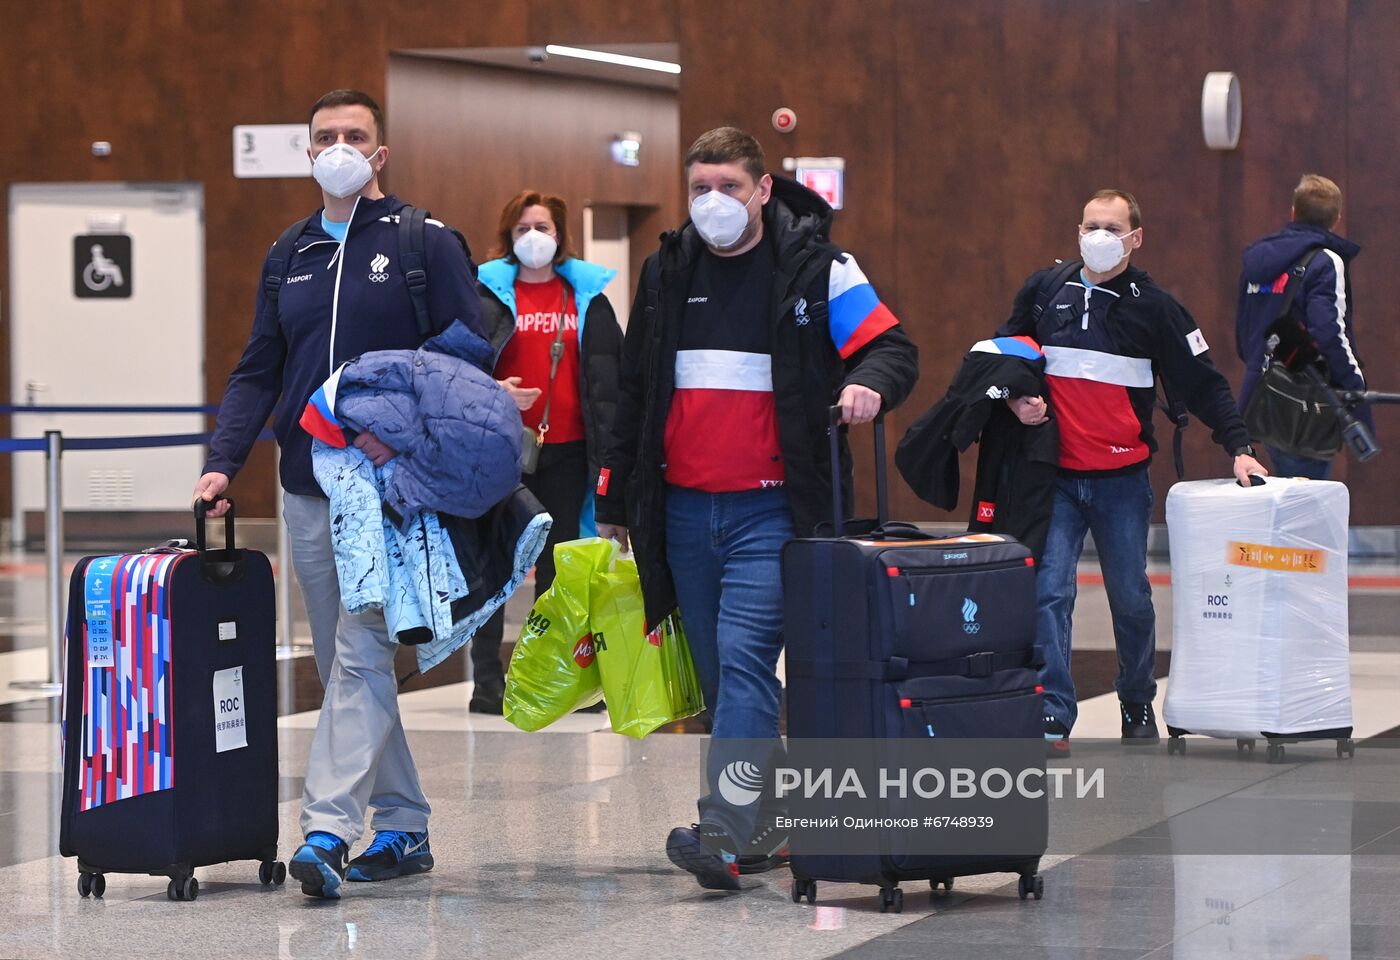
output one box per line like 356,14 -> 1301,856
1235,174 -> 1368,479
194,90 -> 481,898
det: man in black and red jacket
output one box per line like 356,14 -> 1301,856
999,189 -> 1266,757
595,127 -> 917,890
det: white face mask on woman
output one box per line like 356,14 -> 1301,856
513,229 -> 559,270
312,143 -> 381,199
690,188 -> 761,250
1078,228 -> 1136,274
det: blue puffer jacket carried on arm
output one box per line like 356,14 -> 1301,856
302,323 -> 550,673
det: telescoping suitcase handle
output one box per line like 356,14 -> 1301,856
194,496 -> 237,555
827,404 -> 893,538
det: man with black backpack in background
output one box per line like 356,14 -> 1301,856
1235,174 -> 1369,479
999,189 -> 1266,757
193,89 -> 481,898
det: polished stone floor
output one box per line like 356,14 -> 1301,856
2,544 -> 1399,960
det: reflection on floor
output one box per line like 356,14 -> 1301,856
0,549 -> 1398,959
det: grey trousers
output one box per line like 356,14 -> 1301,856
283,492 -> 431,843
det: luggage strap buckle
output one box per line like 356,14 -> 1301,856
965,651 -> 996,678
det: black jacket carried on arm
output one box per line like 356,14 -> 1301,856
896,338 -> 1059,560
596,177 -> 919,626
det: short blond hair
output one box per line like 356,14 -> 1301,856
1293,174 -> 1342,229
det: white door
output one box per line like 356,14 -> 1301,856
582,205 -> 631,330
8,183 -> 205,528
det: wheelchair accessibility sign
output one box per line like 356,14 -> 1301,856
73,234 -> 132,298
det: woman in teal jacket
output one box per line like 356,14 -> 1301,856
469,189 -> 623,713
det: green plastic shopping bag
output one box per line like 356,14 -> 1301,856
502,538 -> 615,731
591,556 -> 705,739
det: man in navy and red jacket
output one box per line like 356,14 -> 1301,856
999,189 -> 1266,757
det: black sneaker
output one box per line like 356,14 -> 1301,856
1045,715 -> 1071,759
346,830 -> 434,882
666,823 -> 741,890
289,832 -> 348,899
469,676 -> 504,714
1120,700 -> 1160,744
736,817 -> 790,875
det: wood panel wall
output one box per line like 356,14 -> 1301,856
385,54 -> 680,294
2,0 -> 1396,523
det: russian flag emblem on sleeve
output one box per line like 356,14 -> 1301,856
299,367 -> 348,448
827,255 -> 900,359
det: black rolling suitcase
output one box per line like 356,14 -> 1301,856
59,499 -> 285,901
782,409 -> 1047,912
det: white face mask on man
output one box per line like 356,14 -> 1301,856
312,143 -> 381,199
1078,228 -> 1137,274
513,229 -> 559,270
690,187 -> 762,250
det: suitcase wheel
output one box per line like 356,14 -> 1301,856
1017,873 -> 1044,901
1167,736 -> 1186,756
77,872 -> 105,899
879,886 -> 903,913
791,878 -> 817,905
929,878 -> 954,894
167,876 -> 199,902
259,860 -> 287,887
1236,738 -> 1256,756
1266,743 -> 1286,764
1337,738 -> 1356,759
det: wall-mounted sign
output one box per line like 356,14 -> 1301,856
233,124 -> 312,179
74,234 -> 132,299
784,156 -> 845,210
611,131 -> 642,167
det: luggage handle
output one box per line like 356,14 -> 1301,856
827,405 -> 889,537
194,497 -> 236,555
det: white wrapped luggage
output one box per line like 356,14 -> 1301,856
1163,477 -> 1353,756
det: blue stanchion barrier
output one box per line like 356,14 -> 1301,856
0,404 -> 220,415
0,438 -> 48,453
0,428 -> 273,454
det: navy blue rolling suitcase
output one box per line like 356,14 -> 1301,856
58,499 -> 284,900
782,410 -> 1047,912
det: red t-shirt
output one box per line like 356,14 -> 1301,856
495,276 -> 585,444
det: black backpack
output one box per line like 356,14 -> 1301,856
1031,258 -> 1192,478
260,205 -> 471,337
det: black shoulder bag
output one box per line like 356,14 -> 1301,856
1242,248 -> 1344,459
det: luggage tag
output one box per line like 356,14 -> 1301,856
83,556 -> 120,668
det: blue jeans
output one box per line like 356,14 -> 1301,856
1036,471 -> 1156,731
1265,445 -> 1332,480
666,486 -> 792,843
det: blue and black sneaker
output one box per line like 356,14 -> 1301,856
736,815 -> 790,875
289,832 -> 348,899
666,822 -> 741,891
346,830 -> 434,882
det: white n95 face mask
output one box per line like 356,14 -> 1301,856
1079,228 -> 1134,274
312,143 -> 379,199
513,230 -> 559,270
690,188 -> 760,250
